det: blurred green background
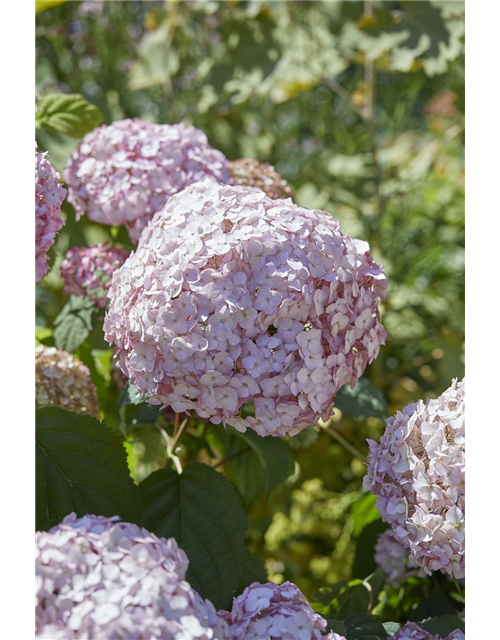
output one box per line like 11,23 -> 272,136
36,0 -> 464,610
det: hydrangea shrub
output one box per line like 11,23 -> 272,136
104,180 -> 387,437
364,378 -> 465,579
61,242 -> 129,308
36,513 -> 229,640
64,119 -> 231,241
35,143 -> 66,284
35,345 -> 99,419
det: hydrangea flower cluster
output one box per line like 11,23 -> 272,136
229,158 -> 294,200
374,530 -> 424,588
36,513 -> 229,640
64,119 -> 231,241
35,143 -> 66,283
104,180 -> 387,437
364,378 -> 465,579
36,345 -> 99,419
61,242 -> 129,308
390,622 -> 464,640
218,581 -> 331,640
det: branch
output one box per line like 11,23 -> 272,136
213,446 -> 252,470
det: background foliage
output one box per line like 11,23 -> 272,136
36,0 -> 465,624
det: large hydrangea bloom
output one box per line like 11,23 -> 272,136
64,119 -> 230,241
104,180 -> 387,437
364,378 -> 465,579
229,158 -> 293,200
36,513 -> 229,640
218,581 -> 331,640
61,242 -> 129,308
36,143 -> 66,283
374,530 -> 425,588
36,345 -> 99,418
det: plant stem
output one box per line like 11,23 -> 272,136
321,421 -> 367,463
170,417 -> 189,453
213,446 -> 252,470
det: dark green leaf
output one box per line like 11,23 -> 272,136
53,296 -> 96,353
139,462 -> 247,609
336,378 -> 388,421
344,613 -> 389,640
223,426 -> 294,505
409,584 -> 458,621
36,407 -> 142,531
35,93 -> 103,138
313,579 -> 372,620
420,615 -> 465,635
351,521 -> 389,579
235,549 -> 268,595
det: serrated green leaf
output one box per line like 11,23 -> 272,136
139,462 -> 247,609
223,426 -> 294,505
53,296 -> 96,353
336,378 -> 388,421
344,613 -> 389,640
327,620 -> 349,635
36,407 -> 142,531
35,93 -> 103,138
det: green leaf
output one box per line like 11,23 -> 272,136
313,579 -> 372,621
344,613 -> 389,640
420,615 -> 465,635
409,584 -> 458,621
383,622 -> 401,634
35,93 -> 103,138
223,427 -> 294,504
35,0 -> 67,14
139,462 -> 247,609
117,381 -> 149,409
336,378 -> 388,421
351,492 -> 382,537
53,296 -> 96,353
235,549 -> 268,595
36,407 -> 142,531
327,620 -> 349,636
352,521 -> 389,579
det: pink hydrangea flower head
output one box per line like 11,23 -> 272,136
61,242 -> 129,308
218,581 -> 329,640
323,634 -> 348,640
229,158 -> 294,200
36,345 -> 99,418
374,530 -> 425,588
64,119 -> 231,242
443,631 -> 465,640
364,378 -> 465,579
36,513 -> 229,640
104,180 -> 387,437
35,143 -> 66,283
